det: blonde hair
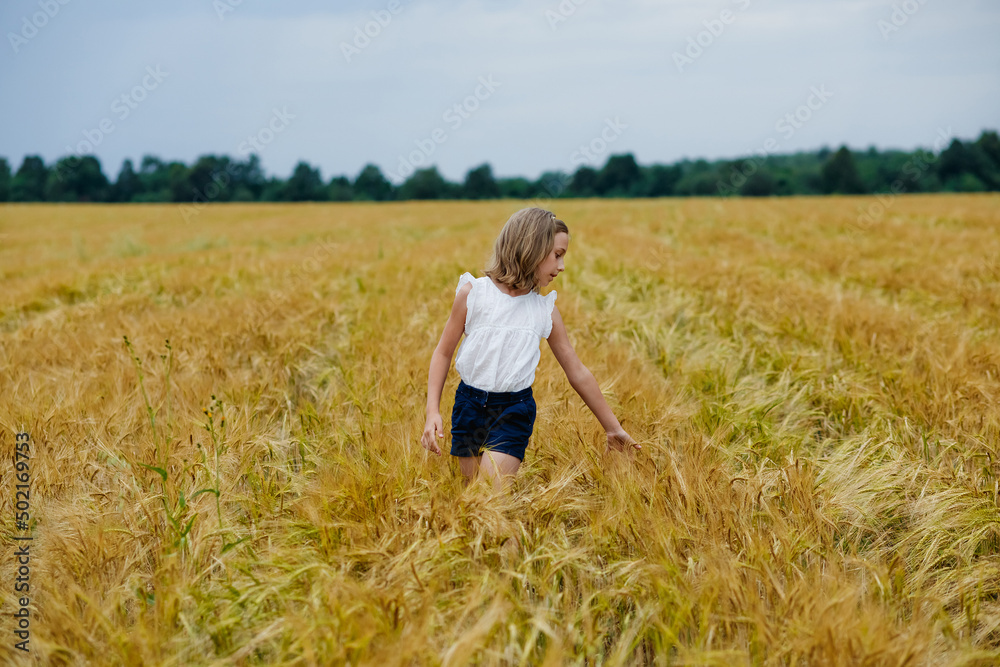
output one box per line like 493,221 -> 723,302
483,207 -> 570,294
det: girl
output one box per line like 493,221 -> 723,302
421,207 -> 640,488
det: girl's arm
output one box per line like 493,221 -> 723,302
421,283 -> 472,455
545,305 -> 640,451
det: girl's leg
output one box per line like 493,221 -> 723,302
481,450 -> 524,557
479,451 -> 521,491
458,456 -> 481,486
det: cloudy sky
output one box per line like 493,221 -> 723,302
2,0 -> 998,184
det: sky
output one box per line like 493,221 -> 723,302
2,0 -> 998,184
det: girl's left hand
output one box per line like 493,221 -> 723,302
421,413 -> 445,456
606,428 -> 641,452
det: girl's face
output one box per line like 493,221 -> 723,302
535,232 -> 569,288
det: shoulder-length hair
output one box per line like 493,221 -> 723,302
484,207 -> 570,294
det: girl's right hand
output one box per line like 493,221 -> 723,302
606,428 -> 641,453
421,413 -> 445,456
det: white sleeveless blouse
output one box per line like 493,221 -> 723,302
453,272 -> 558,393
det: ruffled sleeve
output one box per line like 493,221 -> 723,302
540,290 -> 557,338
456,272 -> 476,332
456,271 -> 475,296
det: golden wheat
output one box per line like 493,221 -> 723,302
1,196 -> 998,665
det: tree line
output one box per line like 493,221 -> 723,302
1,130 -> 997,204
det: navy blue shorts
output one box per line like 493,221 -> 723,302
450,379 -> 536,461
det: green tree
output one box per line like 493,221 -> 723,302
569,166 -> 599,197
967,135 -> 1000,190
260,178 -> 286,202
133,155 -> 172,202
227,153 -> 266,200
821,146 -> 865,194
0,158 -> 10,201
400,167 -> 451,200
167,162 -> 192,202
111,159 -> 141,202
976,130 -> 1000,170
353,164 -> 394,201
935,137 -> 999,191
642,164 -> 682,197
598,153 -> 642,196
11,155 -> 49,201
937,139 -> 970,186
283,161 -> 327,201
188,155 -> 234,203
462,163 -> 500,199
497,177 -> 536,199
953,173 -> 986,192
674,161 -> 722,196
45,155 -> 110,202
534,171 -> 570,199
328,176 -> 353,201
741,169 -> 778,197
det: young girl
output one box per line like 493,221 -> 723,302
420,207 -> 640,487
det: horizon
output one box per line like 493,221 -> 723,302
8,125 -> 986,184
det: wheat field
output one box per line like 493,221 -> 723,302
1,196 -> 999,665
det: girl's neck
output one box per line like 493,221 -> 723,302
490,276 -> 532,297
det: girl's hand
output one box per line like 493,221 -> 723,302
421,413 -> 445,456
606,428 -> 641,453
